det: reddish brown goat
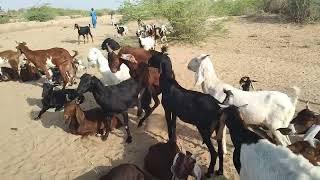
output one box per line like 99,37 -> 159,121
63,101 -> 123,140
107,45 -> 171,127
0,50 -> 21,74
16,42 -> 77,88
288,141 -> 320,166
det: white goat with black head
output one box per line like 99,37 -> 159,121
187,54 -> 300,151
87,48 -> 130,85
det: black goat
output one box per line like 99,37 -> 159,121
216,105 -> 262,174
0,67 -> 19,81
76,65 -> 151,143
19,64 -> 41,82
158,63 -> 230,177
239,76 -> 257,91
101,38 -> 120,51
34,83 -> 83,120
74,23 -> 93,44
49,67 -> 63,85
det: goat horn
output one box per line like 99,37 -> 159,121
106,44 -> 113,53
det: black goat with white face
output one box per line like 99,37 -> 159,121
239,76 -> 257,91
34,83 -> 83,120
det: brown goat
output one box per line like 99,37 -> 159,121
144,141 -> 202,180
107,45 -> 171,127
288,140 -> 320,166
0,50 -> 21,74
100,164 -> 151,180
16,42 -> 77,88
63,101 -> 123,140
278,102 -> 320,140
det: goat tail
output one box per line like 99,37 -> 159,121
290,86 -> 301,106
72,50 -> 79,59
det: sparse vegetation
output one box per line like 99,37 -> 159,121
0,16 -> 9,24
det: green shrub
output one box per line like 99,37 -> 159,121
0,16 -> 9,24
24,6 -> 55,22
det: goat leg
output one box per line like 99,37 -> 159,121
201,133 -> 219,178
216,139 -> 224,175
122,112 -> 132,143
34,107 -> 50,120
138,92 -> 160,127
78,35 -> 80,45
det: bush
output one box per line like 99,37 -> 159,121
210,0 -> 264,16
0,16 -> 9,24
24,6 -> 55,22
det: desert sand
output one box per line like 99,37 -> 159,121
0,15 -> 320,180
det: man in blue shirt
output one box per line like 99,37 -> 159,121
90,8 -> 97,28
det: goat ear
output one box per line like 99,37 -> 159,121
195,63 -> 204,86
106,44 -> 113,53
121,54 -> 137,63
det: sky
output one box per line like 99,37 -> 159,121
0,0 -> 124,10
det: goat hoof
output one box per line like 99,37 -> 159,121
34,117 -> 40,120
137,122 -> 143,128
215,170 -> 224,176
101,135 -> 108,141
205,172 -> 213,178
126,137 -> 132,144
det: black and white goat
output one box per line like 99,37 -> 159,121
74,23 -> 93,44
114,24 -> 128,37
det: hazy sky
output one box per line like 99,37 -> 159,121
0,0 -> 124,10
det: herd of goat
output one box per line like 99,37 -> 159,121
0,20 -> 319,180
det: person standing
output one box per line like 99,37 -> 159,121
90,8 -> 97,28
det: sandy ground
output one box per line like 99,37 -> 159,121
0,15 -> 320,180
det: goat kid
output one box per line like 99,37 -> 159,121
239,76 -> 258,91
74,23 -> 93,44
64,100 -> 123,140
35,83 -> 83,120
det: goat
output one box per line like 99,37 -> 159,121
16,42 -> 77,88
187,54 -> 300,148
76,65 -> 153,143
0,50 -> 21,74
87,48 -> 130,85
144,141 -> 202,180
99,164 -> 151,180
278,102 -> 320,141
138,35 -> 156,51
0,67 -> 19,81
74,23 -> 93,44
114,24 -> 128,37
239,76 -> 257,91
157,62 -> 233,177
19,63 -> 41,82
34,83 -> 83,120
63,100 -> 123,140
106,45 -> 171,126
288,140 -> 320,166
216,105 -> 320,179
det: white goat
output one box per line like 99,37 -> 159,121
187,54 -> 300,150
138,35 -> 156,51
241,139 -> 320,180
87,48 -> 130,85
